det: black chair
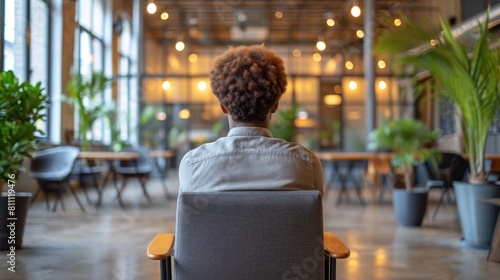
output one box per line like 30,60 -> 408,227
69,160 -> 105,205
112,147 -> 153,205
30,146 -> 85,212
147,191 -> 350,280
424,152 -> 468,218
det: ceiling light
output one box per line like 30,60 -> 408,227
313,53 -> 322,62
198,81 -> 207,91
162,81 -> 171,90
316,40 -> 326,51
189,53 -> 198,62
326,18 -> 335,27
378,60 -> 386,69
351,2 -> 361,18
348,80 -> 357,90
292,49 -> 301,57
324,94 -> 342,106
147,1 -> 157,14
175,41 -> 185,51
275,11 -> 284,19
378,81 -> 387,90
297,110 -> 309,120
394,18 -> 402,26
156,112 -> 167,121
178,109 -> 191,119
356,30 -> 364,38
161,12 -> 169,20
345,60 -> 354,70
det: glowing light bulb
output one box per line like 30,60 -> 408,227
313,53 -> 322,62
147,2 -> 157,14
175,41 -> 185,51
378,60 -> 386,69
348,80 -> 357,90
378,81 -> 387,90
345,61 -> 354,70
316,40 -> 326,51
189,53 -> 198,62
198,81 -> 207,91
351,5 -> 361,17
161,12 -> 169,20
162,81 -> 171,90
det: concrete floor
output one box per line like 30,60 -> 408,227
1,171 -> 500,280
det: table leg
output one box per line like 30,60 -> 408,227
154,158 -> 172,199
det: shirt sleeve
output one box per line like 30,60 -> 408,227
178,150 -> 193,193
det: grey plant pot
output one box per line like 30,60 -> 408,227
0,192 -> 31,251
392,188 -> 428,227
454,181 -> 500,249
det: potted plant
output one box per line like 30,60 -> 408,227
369,118 -> 440,226
0,70 -> 48,250
375,10 -> 500,246
64,70 -> 113,151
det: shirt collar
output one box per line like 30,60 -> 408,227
227,127 -> 273,138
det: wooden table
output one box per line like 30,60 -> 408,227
315,152 -> 392,205
78,151 -> 140,207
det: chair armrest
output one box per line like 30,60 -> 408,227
147,233 -> 175,260
324,232 -> 350,259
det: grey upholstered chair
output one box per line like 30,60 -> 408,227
147,191 -> 350,280
30,146 -> 85,212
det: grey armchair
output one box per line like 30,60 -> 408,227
30,146 -> 85,212
147,191 -> 350,280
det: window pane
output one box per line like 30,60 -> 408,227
92,40 -> 103,72
4,0 -> 27,79
30,0 -> 50,136
79,31 -> 92,75
78,0 -> 92,31
92,0 -> 103,37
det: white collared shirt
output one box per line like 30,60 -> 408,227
179,127 -> 324,195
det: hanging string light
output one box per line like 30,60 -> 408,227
351,1 -> 361,18
147,0 -> 157,15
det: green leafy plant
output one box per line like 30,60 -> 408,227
375,10 -> 500,184
64,71 -> 113,151
270,104 -> 299,141
0,70 -> 48,185
368,119 -> 440,191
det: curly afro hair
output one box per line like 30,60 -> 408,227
210,45 -> 287,122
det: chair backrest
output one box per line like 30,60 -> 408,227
30,146 -> 80,180
113,147 -> 152,171
424,152 -> 468,183
174,191 -> 324,280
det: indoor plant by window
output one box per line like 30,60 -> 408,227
375,9 -> 500,246
64,70 -> 113,151
0,70 -> 48,250
369,118 -> 440,226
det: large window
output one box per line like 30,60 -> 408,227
76,0 -> 107,143
2,0 -> 50,137
116,15 -> 133,146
